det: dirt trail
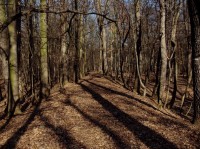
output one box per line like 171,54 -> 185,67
0,74 -> 199,149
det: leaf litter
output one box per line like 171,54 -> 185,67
0,74 -> 199,149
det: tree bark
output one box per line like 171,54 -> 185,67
188,0 -> 200,124
134,0 -> 146,96
28,0 -> 36,99
60,0 -> 68,87
0,0 -> 9,102
79,15 -> 86,78
40,0 -> 50,97
74,0 -> 80,83
165,2 -> 182,108
7,0 -> 22,116
158,0 -> 167,104
96,0 -> 108,75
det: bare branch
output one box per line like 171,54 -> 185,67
0,7 -> 116,33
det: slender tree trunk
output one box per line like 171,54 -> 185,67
96,0 -> 108,75
102,24 -> 108,74
27,0 -> 35,100
60,0 -> 68,87
79,15 -> 86,78
16,0 -> 21,67
74,0 -> 80,83
110,23 -> 117,76
134,0 -> 146,96
152,49 -> 161,97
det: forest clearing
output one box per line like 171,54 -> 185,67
0,73 -> 199,148
1,0 -> 200,148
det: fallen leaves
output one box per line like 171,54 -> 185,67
0,75 -> 199,149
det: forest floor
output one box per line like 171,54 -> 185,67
0,73 -> 200,149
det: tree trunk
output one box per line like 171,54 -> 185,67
0,0 -> 9,103
96,0 -> 108,75
158,0 -> 167,104
27,0 -> 35,100
134,0 -> 146,96
165,2 -> 182,108
74,0 -> 80,83
188,0 -> 200,124
179,0 -> 191,111
79,15 -> 86,78
40,0 -> 50,98
60,0 -> 68,87
7,0 -> 22,116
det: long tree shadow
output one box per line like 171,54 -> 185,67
39,113 -> 86,148
62,100 -> 131,148
1,99 -> 42,148
117,95 -> 188,128
0,114 -> 11,132
85,80 -> 174,115
1,98 -> 86,148
80,83 -> 178,149
0,113 -> 6,122
84,79 -> 189,127
85,80 -> 157,110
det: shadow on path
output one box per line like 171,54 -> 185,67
1,99 -> 42,148
85,80 -> 184,120
1,98 -> 85,149
85,80 -> 157,110
62,100 -> 131,148
39,113 -> 86,148
80,82 -> 178,149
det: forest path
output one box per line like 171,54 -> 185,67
0,73 -> 199,149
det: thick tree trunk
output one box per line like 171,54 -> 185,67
0,1 -> 9,102
7,0 -> 22,116
40,0 -> 50,97
158,0 -> 167,104
188,0 -> 200,124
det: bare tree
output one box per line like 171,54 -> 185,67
40,0 -> 50,97
0,0 -> 9,103
188,0 -> 200,124
95,0 -> 108,75
158,0 -> 167,104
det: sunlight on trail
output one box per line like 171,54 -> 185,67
0,75 -> 199,149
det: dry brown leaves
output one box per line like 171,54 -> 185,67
0,74 -> 199,149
